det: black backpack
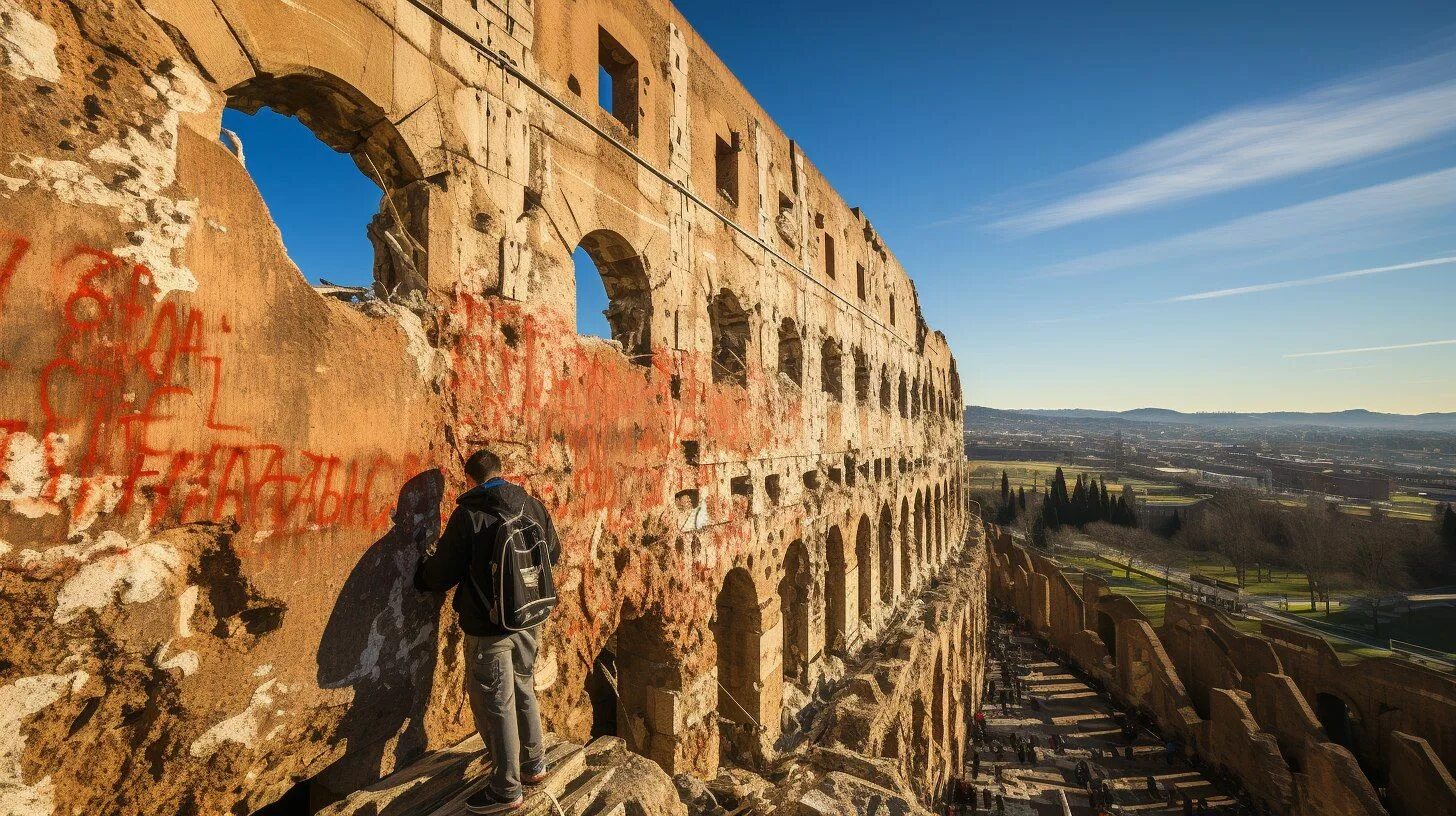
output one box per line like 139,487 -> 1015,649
466,506 -> 558,631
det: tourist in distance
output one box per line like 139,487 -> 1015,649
415,448 -> 562,814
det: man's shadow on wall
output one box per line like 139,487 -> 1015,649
314,469 -> 456,811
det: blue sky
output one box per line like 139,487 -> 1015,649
224,1 -> 1456,414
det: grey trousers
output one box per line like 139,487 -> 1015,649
465,628 -> 545,798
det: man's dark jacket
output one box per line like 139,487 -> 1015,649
415,478 -> 561,636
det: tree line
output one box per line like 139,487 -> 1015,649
990,467 -> 1137,540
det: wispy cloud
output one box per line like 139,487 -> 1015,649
1165,255 -> 1456,302
1285,339 -> 1456,359
1315,364 -> 1383,374
985,52 -> 1456,235
1028,166 -> 1456,278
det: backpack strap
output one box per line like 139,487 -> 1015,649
463,508 -> 500,622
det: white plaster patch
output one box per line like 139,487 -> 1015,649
16,530 -> 127,570
0,0 -> 60,83
8,64 -> 212,300
157,649 -> 199,677
252,665 -> 272,678
189,679 -> 288,758
205,217 -> 229,233
176,585 -> 199,638
0,432 -> 72,519
0,671 -> 88,816
390,304 -> 440,380
53,541 -> 182,624
0,173 -> 27,193
0,539 -> 9,558
65,474 -> 124,536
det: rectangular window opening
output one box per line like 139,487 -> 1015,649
716,133 -> 739,205
598,28 -> 639,134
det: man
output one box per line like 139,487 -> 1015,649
416,449 -> 562,814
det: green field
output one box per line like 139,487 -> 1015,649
968,459 -> 1190,499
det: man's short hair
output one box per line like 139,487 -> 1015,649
464,449 -> 502,483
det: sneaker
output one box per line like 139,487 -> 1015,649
465,787 -> 523,815
522,764 -> 550,786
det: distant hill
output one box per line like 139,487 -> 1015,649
966,405 -> 1456,432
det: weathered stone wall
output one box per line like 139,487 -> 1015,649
985,529 -> 1456,816
0,1 -> 971,814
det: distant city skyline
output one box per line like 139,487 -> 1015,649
225,1 -> 1456,414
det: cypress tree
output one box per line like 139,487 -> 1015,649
1071,477 -> 1086,526
1100,480 -> 1112,522
1018,486 -> 1027,511
1443,505 -> 1456,547
1001,470 -> 1011,504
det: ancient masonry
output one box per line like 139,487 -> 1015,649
0,1 -> 985,814
988,528 -> 1456,816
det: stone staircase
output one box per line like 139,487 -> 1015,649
974,626 -> 1243,814
317,734 -> 679,816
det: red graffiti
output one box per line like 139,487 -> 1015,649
0,242 -> 421,542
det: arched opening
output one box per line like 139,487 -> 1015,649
826,527 -> 848,654
1316,693 -> 1359,754
709,289 -> 750,386
899,497 -> 913,594
777,318 -> 803,385
933,652 -> 946,745
820,338 -> 843,400
1096,610 -> 1118,659
778,540 -> 812,685
853,348 -> 870,403
587,639 -> 619,741
223,72 -> 427,298
911,377 -> 922,418
714,568 -> 764,765
855,515 -> 874,626
934,486 -> 944,563
912,695 -> 930,776
574,230 -> 653,363
879,368 -> 892,411
878,504 -> 895,603
898,374 -> 909,418
608,614 -> 681,763
914,490 -> 926,569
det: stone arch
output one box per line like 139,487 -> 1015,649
934,484 -> 944,563
1315,691 -> 1361,755
225,71 -> 429,299
575,229 -> 653,363
709,288 -> 750,385
879,366 -> 892,411
1096,610 -> 1118,659
899,497 -> 913,594
898,373 -> 909,417
778,539 -> 812,685
855,514 -> 874,627
608,612 -> 683,764
776,317 -> 803,385
912,693 -> 930,776
878,503 -> 895,603
714,567 -> 764,765
914,489 -> 926,569
826,526 -> 848,654
932,651 -> 946,746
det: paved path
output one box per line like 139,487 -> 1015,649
943,616 -> 1246,815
